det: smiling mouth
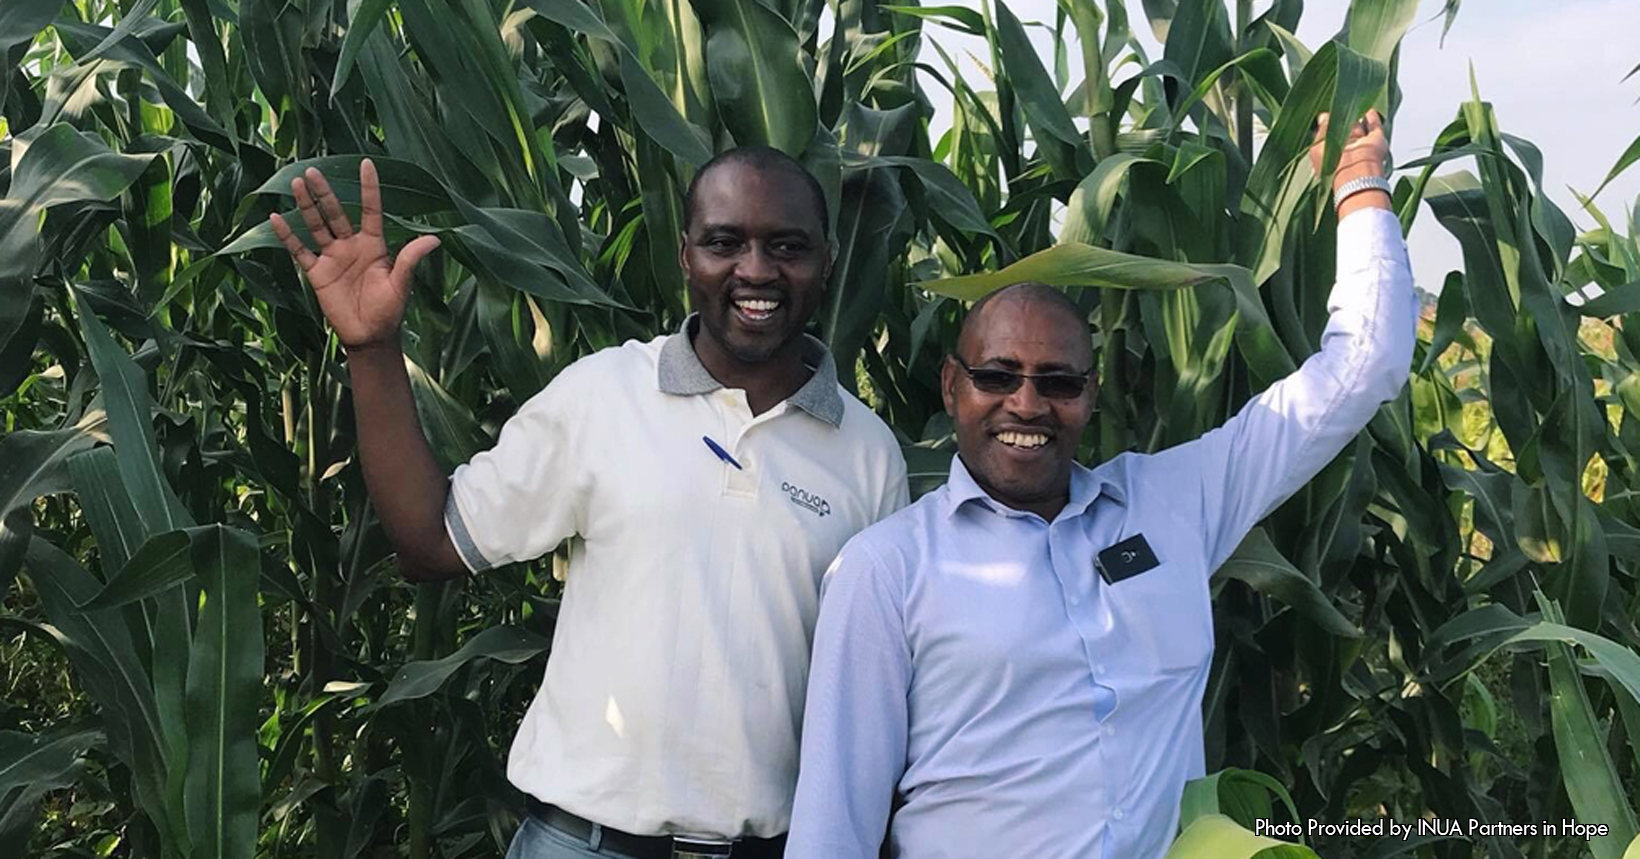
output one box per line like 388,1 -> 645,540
733,298 -> 782,323
995,430 -> 1051,449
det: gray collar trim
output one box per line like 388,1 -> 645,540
656,314 -> 845,428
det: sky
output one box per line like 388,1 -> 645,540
908,0 -> 1640,293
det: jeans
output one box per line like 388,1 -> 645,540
505,816 -> 644,859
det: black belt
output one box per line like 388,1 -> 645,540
527,798 -> 787,859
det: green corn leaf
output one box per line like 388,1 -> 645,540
994,0 -> 1088,175
404,355 -> 493,474
1237,41 -> 1385,285
918,243 -> 1293,382
54,20 -> 233,151
839,151 -> 999,241
881,5 -> 985,37
523,0 -> 714,168
375,626 -> 550,708
0,0 -> 61,62
75,293 -> 190,536
1418,271 -> 1469,373
0,126 -> 156,353
692,0 -> 817,156
822,165 -> 910,393
0,729 -> 100,797
1162,0 -> 1233,90
1213,529 -> 1360,638
1164,814 -> 1320,859
21,539 -> 177,847
74,527 -> 228,611
1538,596 -> 1639,859
67,447 -> 148,572
0,411 -> 108,522
1571,281 -> 1640,317
0,728 -> 100,852
1342,0 -> 1419,113
1060,153 -> 1161,247
1591,132 -> 1640,201
252,156 -> 455,215
332,0 -> 397,96
183,525 -> 264,859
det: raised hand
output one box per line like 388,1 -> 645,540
1309,108 -> 1390,180
1310,109 -> 1392,215
269,159 -> 441,351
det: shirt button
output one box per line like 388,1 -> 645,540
1104,725 -> 1116,737
1114,809 -> 1126,821
1095,663 -> 1107,675
1068,596 -> 1081,606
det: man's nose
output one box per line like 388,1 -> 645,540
735,244 -> 777,283
1004,378 -> 1050,419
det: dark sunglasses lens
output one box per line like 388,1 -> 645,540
1033,374 -> 1089,399
967,369 -> 1023,394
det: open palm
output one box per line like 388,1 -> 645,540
269,159 -> 441,350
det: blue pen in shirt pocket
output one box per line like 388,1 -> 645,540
702,435 -> 743,470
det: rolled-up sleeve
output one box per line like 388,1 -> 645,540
787,537 -> 910,859
1192,206 -> 1417,570
444,364 -> 592,572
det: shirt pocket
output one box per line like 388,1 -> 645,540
1107,561 -> 1213,672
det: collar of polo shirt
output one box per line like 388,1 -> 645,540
656,313 -> 846,427
943,452 -> 1127,521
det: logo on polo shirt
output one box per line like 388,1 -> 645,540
781,481 -> 831,517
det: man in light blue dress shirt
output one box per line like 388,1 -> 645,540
787,111 -> 1415,859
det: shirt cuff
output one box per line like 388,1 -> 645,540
443,488 -> 492,573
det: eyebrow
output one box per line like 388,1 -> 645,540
973,357 -> 1088,373
695,223 -> 817,240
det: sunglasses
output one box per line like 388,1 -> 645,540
953,357 -> 1092,400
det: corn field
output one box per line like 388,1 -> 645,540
4,0 -> 1640,857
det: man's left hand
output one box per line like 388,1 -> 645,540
1310,109 -> 1392,216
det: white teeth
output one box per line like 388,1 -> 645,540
997,431 -> 1050,449
736,299 -> 780,311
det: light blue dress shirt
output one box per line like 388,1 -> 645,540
787,207 -> 1416,859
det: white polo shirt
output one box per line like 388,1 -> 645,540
443,319 -> 908,838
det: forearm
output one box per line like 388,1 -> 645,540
1324,206 -> 1416,397
1197,207 -> 1414,568
345,342 -> 466,580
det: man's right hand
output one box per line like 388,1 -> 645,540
269,158 -> 441,352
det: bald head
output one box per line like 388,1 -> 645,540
956,282 -> 1091,368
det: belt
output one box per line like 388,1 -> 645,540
527,798 -> 787,859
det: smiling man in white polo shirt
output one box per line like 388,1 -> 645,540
270,146 -> 907,859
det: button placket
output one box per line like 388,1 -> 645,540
715,391 -> 758,497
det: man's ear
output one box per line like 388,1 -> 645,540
678,232 -> 689,276
940,355 -> 959,416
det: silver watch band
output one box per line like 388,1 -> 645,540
1333,174 -> 1393,208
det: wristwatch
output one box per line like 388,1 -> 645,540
1333,174 -> 1393,209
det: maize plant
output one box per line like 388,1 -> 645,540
2,0 -> 1639,858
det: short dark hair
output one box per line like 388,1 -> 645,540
682,146 -> 830,238
956,282 -> 1091,365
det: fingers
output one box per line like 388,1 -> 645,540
360,158 -> 384,238
304,167 -> 356,241
291,176 -> 333,248
269,213 -> 319,271
390,235 -> 442,295
1313,112 -> 1329,144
